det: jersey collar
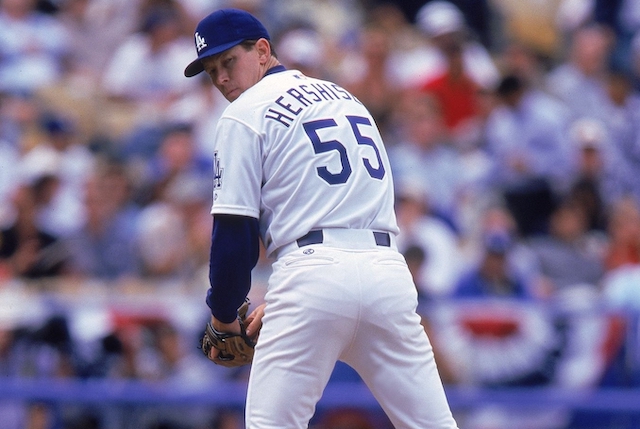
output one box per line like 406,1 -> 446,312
264,64 -> 286,77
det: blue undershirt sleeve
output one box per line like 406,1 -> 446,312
206,214 -> 260,323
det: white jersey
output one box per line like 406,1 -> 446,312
210,69 -> 399,256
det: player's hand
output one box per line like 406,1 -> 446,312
245,303 -> 266,342
201,299 -> 256,366
208,316 -> 241,361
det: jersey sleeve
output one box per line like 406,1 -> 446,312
211,117 -> 262,219
207,214 -> 260,322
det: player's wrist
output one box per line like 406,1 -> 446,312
212,316 -> 241,334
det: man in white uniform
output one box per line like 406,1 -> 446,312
184,8 -> 459,429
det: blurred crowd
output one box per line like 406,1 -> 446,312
2,0 -> 640,428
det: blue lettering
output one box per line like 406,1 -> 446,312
300,85 -> 321,102
265,108 -> 293,127
287,88 -> 312,107
311,83 -> 335,100
275,95 -> 303,116
331,84 -> 352,100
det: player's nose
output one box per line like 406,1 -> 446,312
215,69 -> 230,86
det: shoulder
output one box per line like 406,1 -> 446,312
224,70 -> 366,127
222,71 -> 300,117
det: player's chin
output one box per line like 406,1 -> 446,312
224,89 -> 241,102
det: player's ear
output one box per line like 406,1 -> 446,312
255,38 -> 271,63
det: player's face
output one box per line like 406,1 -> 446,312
202,44 -> 264,102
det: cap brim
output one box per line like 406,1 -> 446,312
184,39 -> 247,78
184,59 -> 205,77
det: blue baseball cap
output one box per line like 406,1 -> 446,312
184,8 -> 270,78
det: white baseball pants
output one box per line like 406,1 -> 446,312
245,229 -> 458,429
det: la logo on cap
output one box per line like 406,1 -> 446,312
195,32 -> 207,52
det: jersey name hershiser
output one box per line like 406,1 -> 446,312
210,70 -> 399,256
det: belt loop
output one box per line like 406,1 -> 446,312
297,230 -> 323,247
373,231 -> 391,247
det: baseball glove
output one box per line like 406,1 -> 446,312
201,298 -> 255,367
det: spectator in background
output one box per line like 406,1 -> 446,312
135,201 -> 190,281
134,122 -> 212,206
601,197 -> 640,312
28,315 -> 77,377
339,22 -> 402,138
394,181 -> 463,299
272,0 -> 363,63
162,171 -> 214,278
64,163 -> 141,281
101,3 -> 197,126
56,0 -> 142,86
133,320 -> 229,428
587,0 -> 640,77
403,244 -> 428,297
143,321 -> 225,386
418,22 -> 483,151
437,212 -> 562,401
361,2 -> 432,100
484,74 -> 573,237
413,1 -> 499,91
603,196 -> 640,272
388,91 -> 465,228
0,182 -> 68,280
546,25 -> 640,210
169,72 -> 229,164
92,313 -> 234,429
556,0 -> 596,42
1,299 -> 98,429
602,69 -> 640,207
496,40 -> 552,93
0,90 -> 42,152
459,203 -> 541,297
527,196 -> 606,301
545,24 -> 614,123
565,118 -> 626,231
413,0 -> 500,155
0,0 -> 71,93
452,231 -> 533,299
138,0 -> 194,36
103,319 -> 146,380
276,25 -> 329,80
133,138 -> 214,282
19,114 -> 96,238
496,0 -> 567,61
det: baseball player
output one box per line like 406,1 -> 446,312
185,8 -> 459,429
